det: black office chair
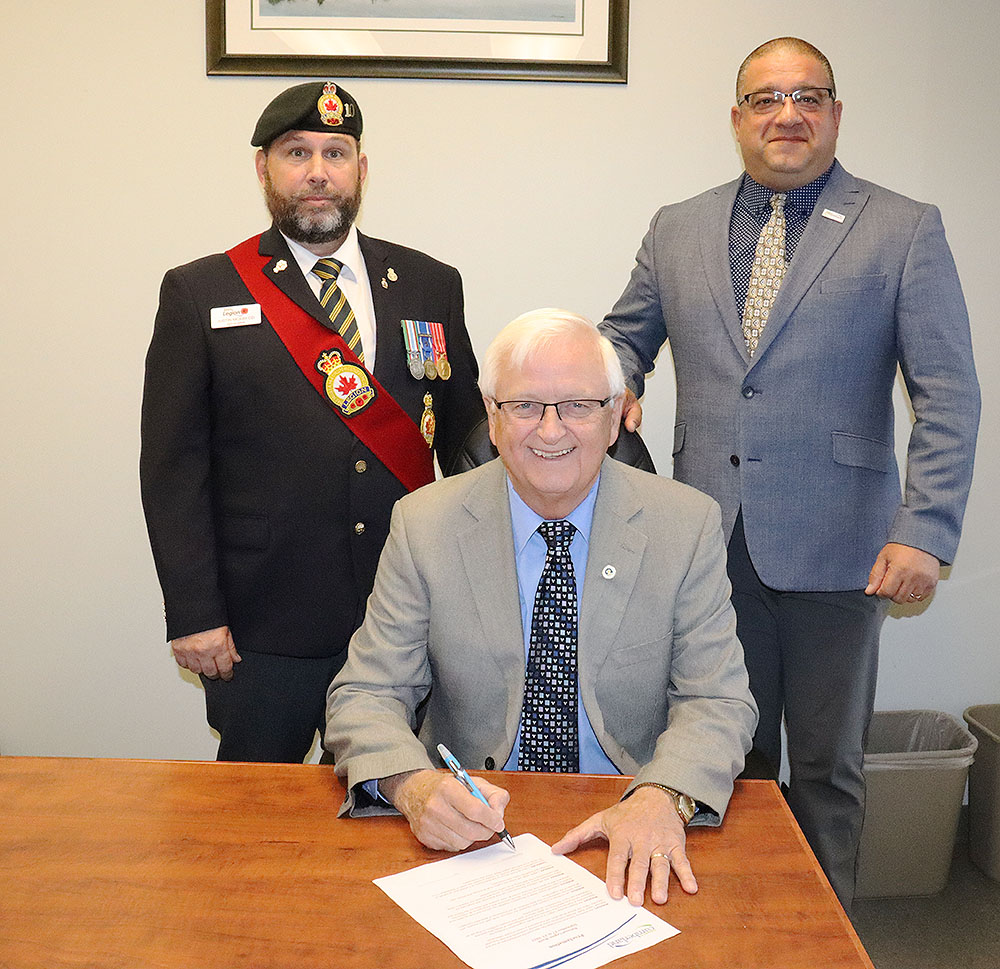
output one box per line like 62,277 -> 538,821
445,417 -> 656,476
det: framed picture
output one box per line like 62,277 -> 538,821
207,0 -> 628,82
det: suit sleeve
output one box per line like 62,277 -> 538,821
325,499 -> 438,816
140,268 -> 227,641
626,501 -> 758,824
889,204 -> 980,562
599,207 -> 671,399
434,265 -> 487,476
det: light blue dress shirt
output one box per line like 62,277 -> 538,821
501,476 -> 619,775
364,475 -> 619,803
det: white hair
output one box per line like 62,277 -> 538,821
478,308 -> 626,401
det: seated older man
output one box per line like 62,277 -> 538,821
326,308 -> 756,906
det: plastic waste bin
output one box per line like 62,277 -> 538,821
855,709 -> 977,898
963,704 -> 1000,881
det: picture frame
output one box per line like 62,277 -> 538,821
206,0 -> 628,83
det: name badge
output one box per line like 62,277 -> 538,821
821,208 -> 846,224
211,304 -> 262,328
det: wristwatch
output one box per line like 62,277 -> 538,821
633,782 -> 697,825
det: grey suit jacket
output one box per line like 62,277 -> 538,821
326,457 -> 757,823
600,161 -> 980,591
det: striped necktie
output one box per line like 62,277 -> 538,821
518,519 -> 579,773
742,193 -> 787,356
312,257 -> 364,365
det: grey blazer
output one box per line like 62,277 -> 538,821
326,457 -> 757,823
601,161 -> 980,591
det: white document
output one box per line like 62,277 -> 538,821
373,833 -> 679,969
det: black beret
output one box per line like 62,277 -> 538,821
251,81 -> 363,147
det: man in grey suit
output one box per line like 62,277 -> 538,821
327,309 -> 757,907
599,37 -> 980,908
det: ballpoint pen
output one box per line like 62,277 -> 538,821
437,743 -> 516,850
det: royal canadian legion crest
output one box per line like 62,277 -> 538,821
317,82 -> 344,128
315,349 -> 375,416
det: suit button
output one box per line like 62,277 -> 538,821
742,386 -> 755,398
355,460 -> 367,473
730,455 -> 740,467
354,522 -> 365,535
484,757 -> 495,770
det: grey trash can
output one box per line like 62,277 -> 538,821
856,709 -> 977,898
963,704 -> 1000,881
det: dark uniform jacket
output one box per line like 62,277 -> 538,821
140,225 -> 485,658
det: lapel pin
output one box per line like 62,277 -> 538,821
602,565 -> 616,580
387,267 -> 398,282
381,277 -> 388,288
273,259 -> 288,273
821,209 -> 845,223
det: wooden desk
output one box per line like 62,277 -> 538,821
0,758 -> 872,969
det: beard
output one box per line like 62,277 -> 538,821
262,169 -> 363,246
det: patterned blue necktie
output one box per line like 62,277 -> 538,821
518,519 -> 579,772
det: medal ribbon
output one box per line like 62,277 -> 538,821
429,321 -> 449,371
401,319 -> 423,369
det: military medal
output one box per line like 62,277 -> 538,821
416,321 -> 438,379
420,392 -> 435,447
401,320 -> 425,378
429,321 -> 451,380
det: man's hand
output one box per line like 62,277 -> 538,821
865,543 -> 940,604
622,388 -> 643,432
382,769 -> 510,852
171,625 -> 241,681
551,786 -> 697,906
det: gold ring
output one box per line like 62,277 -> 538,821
650,851 -> 670,860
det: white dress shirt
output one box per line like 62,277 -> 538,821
281,225 -> 378,372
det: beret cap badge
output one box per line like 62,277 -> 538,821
318,82 -> 344,128
250,80 -> 363,147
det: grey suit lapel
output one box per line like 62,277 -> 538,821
699,177 -> 752,365
458,461 -> 528,721
579,459 -> 646,688
749,161 -> 871,364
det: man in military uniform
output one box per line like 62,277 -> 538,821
141,81 -> 485,762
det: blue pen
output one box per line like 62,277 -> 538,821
437,743 -> 515,850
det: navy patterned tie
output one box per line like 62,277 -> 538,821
518,520 -> 579,772
312,257 -> 364,364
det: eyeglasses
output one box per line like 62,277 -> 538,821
739,87 -> 834,114
492,397 -> 614,424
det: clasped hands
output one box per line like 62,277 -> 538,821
381,769 -> 696,906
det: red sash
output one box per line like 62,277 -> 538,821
227,235 -> 434,492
